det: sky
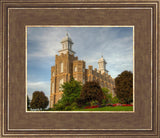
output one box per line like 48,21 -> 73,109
27,27 -> 133,101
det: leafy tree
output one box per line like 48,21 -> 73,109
101,87 -> 112,103
30,91 -> 49,110
27,95 -> 30,110
61,77 -> 82,105
80,81 -> 105,104
115,70 -> 133,104
54,77 -> 82,110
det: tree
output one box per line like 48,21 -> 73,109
115,70 -> 133,104
27,95 -> 30,110
101,87 -> 112,103
30,91 -> 49,110
80,81 -> 105,104
54,77 -> 82,110
61,77 -> 82,105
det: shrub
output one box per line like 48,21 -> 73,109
111,96 -> 121,104
70,102 -> 79,110
101,99 -> 107,106
54,102 -> 66,111
90,100 -> 98,106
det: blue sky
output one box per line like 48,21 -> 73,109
27,27 -> 133,101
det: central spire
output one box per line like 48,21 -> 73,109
58,33 -> 75,55
98,56 -> 108,74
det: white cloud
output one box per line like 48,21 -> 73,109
27,27 -> 133,90
27,81 -> 50,100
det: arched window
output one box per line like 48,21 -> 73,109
60,62 -> 63,73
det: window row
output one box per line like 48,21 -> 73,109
74,66 -> 85,72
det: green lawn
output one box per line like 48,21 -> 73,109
73,106 -> 133,111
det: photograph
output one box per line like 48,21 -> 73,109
1,0 -> 159,137
27,26 -> 134,111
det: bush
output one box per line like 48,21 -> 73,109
65,106 -> 72,111
90,100 -> 98,106
101,99 -> 107,106
54,101 -> 66,111
111,96 -> 121,104
70,102 -> 79,110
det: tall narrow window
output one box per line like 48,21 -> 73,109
52,83 -> 54,93
59,79 -> 64,91
83,79 -> 85,84
83,68 -> 85,72
52,71 -> 55,77
60,62 -> 63,73
74,66 -> 77,72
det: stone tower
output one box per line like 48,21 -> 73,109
49,33 -> 77,108
98,56 -> 108,74
50,33 -> 115,108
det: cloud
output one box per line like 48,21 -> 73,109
27,81 -> 50,100
27,27 -> 68,59
27,27 -> 133,96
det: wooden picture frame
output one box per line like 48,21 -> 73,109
0,0 -> 159,137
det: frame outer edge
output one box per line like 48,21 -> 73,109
0,1 -> 159,138
158,0 -> 160,137
0,0 -> 159,3
0,1 -> 2,137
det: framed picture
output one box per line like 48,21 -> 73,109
0,0 -> 159,137
26,26 -> 134,112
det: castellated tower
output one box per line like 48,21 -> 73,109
98,56 -> 108,74
50,33 -> 78,108
50,33 -> 115,108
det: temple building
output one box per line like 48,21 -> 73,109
50,33 -> 115,108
